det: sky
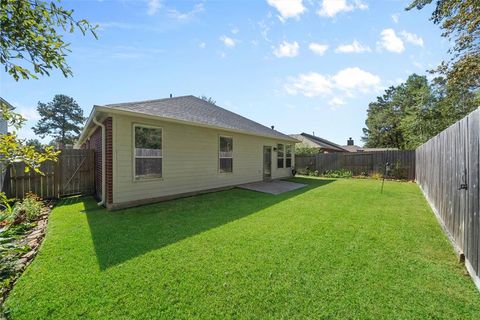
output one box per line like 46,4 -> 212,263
0,0 -> 449,146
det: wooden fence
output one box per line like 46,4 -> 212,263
2,149 -> 95,199
296,150 -> 416,180
416,108 -> 480,288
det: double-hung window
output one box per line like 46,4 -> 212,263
134,125 -> 162,179
286,144 -> 292,168
219,136 -> 233,173
277,144 -> 284,168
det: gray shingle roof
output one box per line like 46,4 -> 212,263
101,95 -> 295,141
290,133 -> 348,152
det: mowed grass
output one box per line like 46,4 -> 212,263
4,177 -> 480,319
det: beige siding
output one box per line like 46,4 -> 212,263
111,114 -> 295,205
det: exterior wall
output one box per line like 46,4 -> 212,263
111,114 -> 295,208
81,118 -> 113,203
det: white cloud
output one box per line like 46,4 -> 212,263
285,67 -> 380,98
167,3 -> 204,21
266,0 -> 306,21
318,0 -> 367,18
198,42 -> 206,49
147,0 -> 161,16
391,13 -> 399,23
379,29 -> 405,53
17,106 -> 40,121
220,35 -> 236,48
273,41 -> 299,57
285,72 -> 332,97
332,67 -> 380,93
231,27 -> 239,34
328,97 -> 345,109
335,40 -> 371,53
400,31 -> 424,47
308,43 -> 329,56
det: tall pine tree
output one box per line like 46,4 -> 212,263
33,95 -> 85,147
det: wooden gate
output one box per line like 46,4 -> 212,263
2,149 -> 95,199
59,149 -> 95,197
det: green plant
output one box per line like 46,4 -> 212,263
371,172 -> 383,180
322,169 -> 353,178
11,193 -> 43,224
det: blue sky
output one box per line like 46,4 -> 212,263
1,0 -> 448,146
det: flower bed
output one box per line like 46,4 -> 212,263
0,194 -> 54,307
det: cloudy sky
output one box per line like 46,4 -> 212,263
1,0 -> 447,146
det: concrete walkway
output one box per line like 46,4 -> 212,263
238,180 -> 306,195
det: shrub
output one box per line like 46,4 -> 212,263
371,172 -> 383,180
11,193 -> 43,224
322,169 -> 353,179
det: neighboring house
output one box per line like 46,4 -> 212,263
290,133 -> 349,153
342,137 -> 399,152
0,98 -> 11,192
75,95 -> 298,210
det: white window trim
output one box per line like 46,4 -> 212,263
219,135 -> 233,173
286,144 -> 293,168
132,123 -> 163,181
277,143 -> 285,169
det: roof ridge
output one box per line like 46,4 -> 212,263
301,132 -> 348,151
104,95 -> 194,107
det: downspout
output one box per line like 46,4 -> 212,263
92,118 -> 106,206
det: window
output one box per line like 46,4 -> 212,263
277,144 -> 284,168
134,125 -> 162,179
286,144 -> 292,168
219,136 -> 233,173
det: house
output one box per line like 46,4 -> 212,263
342,137 -> 399,152
75,95 -> 298,210
289,133 -> 349,153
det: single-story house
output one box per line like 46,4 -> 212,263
342,137 -> 399,152
289,133 -> 349,153
75,95 -> 298,210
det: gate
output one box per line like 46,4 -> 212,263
58,149 -> 95,197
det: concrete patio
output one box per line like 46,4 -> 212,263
238,180 -> 306,195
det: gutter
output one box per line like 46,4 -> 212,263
92,117 -> 106,206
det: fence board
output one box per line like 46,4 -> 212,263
295,150 -> 416,180
1,149 -> 95,199
416,108 -> 480,288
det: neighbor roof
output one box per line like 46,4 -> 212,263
77,95 -> 297,146
290,133 -> 349,152
342,145 -> 399,152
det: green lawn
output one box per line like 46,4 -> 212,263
4,177 -> 480,319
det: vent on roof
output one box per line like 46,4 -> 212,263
347,137 -> 354,146
271,125 -> 274,130
170,94 -> 173,98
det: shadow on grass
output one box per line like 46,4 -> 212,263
59,177 -> 334,270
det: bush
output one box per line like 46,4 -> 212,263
10,193 -> 43,224
371,172 -> 383,180
322,169 -> 353,179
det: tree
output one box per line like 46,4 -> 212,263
362,85 -> 405,149
363,74 -> 439,149
0,101 -> 59,210
33,95 -> 85,146
1,0 -> 97,80
295,145 -> 320,156
199,95 -> 216,105
407,0 -> 479,90
26,139 -> 46,151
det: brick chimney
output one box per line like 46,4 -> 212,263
347,137 -> 354,146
